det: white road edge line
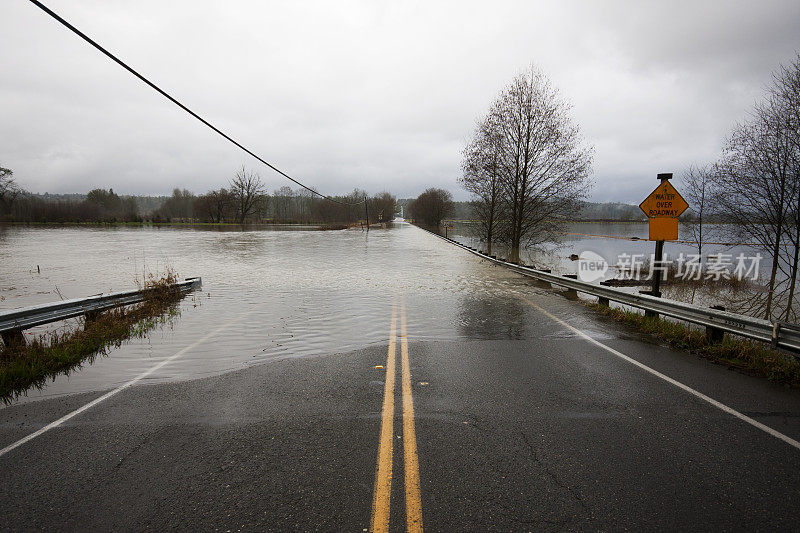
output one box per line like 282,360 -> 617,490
520,296 -> 800,452
0,311 -> 251,459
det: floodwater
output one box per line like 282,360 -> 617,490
0,222 -> 542,404
449,221 -> 769,279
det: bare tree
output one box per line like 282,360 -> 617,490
489,67 -> 593,262
0,167 -> 20,212
230,166 -> 265,223
717,121 -> 788,319
681,164 -> 716,303
771,54 -> 800,319
195,188 -> 234,222
714,55 -> 800,320
681,164 -> 715,258
460,115 -> 504,255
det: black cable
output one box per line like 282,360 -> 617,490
28,0 -> 364,205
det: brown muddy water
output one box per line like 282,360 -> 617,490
1,222 -> 556,404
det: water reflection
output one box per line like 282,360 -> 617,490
456,295 -> 528,339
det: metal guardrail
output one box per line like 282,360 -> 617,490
419,226 -> 800,352
0,277 -> 202,344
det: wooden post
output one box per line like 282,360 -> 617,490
645,242 -> 664,319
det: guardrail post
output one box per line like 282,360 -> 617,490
640,290 -> 659,319
562,274 -> 579,299
706,305 -> 726,343
1,330 -> 25,348
85,310 -> 101,326
523,268 -> 551,289
772,322 -> 783,348
598,297 -> 610,307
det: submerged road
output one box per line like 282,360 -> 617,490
2,225 -> 800,531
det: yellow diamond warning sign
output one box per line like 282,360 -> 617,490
639,181 -> 689,218
648,217 -> 678,241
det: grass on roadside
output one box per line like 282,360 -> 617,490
589,303 -> 800,387
0,271 -> 186,403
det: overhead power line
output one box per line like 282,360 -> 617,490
28,0 -> 364,206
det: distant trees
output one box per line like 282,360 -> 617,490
194,188 -> 234,222
156,188 -> 195,221
0,167 -> 19,212
296,189 -> 313,222
273,185 -> 294,222
369,192 -> 397,223
85,188 -> 138,221
0,164 -> 397,228
1,185 -> 140,223
409,188 -> 454,227
86,188 -> 119,210
310,188 -> 364,225
569,201 -> 644,221
460,66 -> 593,261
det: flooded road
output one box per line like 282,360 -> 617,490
0,222 -> 536,402
4,222 -> 800,531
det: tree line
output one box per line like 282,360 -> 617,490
0,177 -> 141,223
0,166 -> 397,226
680,53 -> 800,321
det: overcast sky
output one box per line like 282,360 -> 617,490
2,1 -> 799,203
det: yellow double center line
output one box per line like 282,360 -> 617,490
371,296 -> 423,533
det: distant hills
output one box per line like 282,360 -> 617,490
574,201 -> 646,221
397,198 -> 646,222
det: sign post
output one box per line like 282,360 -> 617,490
638,173 -> 689,314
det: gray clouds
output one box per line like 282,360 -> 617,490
1,0 -> 799,202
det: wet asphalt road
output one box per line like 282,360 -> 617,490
2,272 -> 800,531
